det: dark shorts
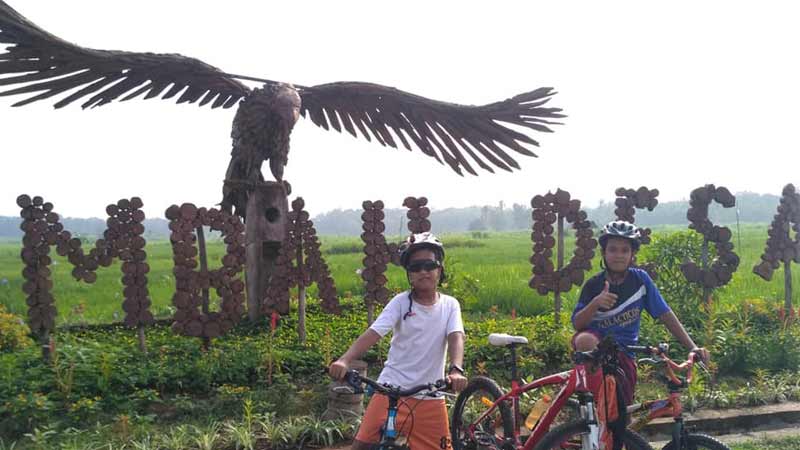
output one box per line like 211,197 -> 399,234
571,330 -> 637,405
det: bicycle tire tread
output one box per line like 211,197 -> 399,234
532,419 -> 653,450
451,376 -> 514,450
661,433 -> 731,450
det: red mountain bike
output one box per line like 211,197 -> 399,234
451,333 -> 652,450
625,343 -> 729,450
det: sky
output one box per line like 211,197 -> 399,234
1,1 -> 798,219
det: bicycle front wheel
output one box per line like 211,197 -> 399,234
661,433 -> 730,450
451,376 -> 514,450
532,420 -> 653,450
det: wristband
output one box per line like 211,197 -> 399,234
448,364 -> 465,375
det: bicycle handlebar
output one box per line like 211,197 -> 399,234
627,343 -> 704,365
627,342 -> 708,388
572,341 -> 706,386
342,370 -> 450,398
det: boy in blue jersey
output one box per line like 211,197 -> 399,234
572,220 -> 709,405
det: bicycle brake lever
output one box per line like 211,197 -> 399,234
344,370 -> 364,394
332,385 -> 356,394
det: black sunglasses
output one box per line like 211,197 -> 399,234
407,259 -> 441,273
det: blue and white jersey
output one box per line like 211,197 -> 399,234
572,268 -> 670,351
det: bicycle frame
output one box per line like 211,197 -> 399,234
628,393 -> 682,428
466,345 -> 598,450
380,394 -> 404,446
626,346 -> 699,447
379,391 -> 459,449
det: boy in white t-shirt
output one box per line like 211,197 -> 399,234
329,232 -> 467,450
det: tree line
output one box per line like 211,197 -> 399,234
0,191 -> 783,239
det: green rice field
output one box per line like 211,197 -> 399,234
0,223 -> 797,325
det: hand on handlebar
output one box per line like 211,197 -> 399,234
447,373 -> 468,393
690,347 -> 710,365
328,359 -> 350,380
689,347 -> 711,375
340,369 -> 451,397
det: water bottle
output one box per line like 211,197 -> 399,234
525,394 -> 552,430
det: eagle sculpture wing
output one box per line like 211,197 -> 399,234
298,82 -> 564,175
1,1 -> 565,175
0,1 -> 250,109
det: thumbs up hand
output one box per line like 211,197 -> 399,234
592,281 -> 618,311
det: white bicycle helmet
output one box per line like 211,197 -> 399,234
398,232 -> 445,268
599,220 -> 641,251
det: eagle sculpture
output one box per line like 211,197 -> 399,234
0,1 -> 565,217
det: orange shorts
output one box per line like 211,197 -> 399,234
355,393 -> 453,450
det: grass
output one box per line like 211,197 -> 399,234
731,436 -> 800,449
0,224 -> 797,324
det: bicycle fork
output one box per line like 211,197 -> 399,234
577,392 -> 601,450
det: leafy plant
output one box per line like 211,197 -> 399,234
191,422 -> 221,450
23,426 -> 57,450
255,412 -> 280,445
2,392 -> 56,435
739,381 -> 767,406
703,388 -> 733,409
51,347 -> 76,401
638,230 -> 711,326
58,435 -> 103,450
158,424 -> 191,450
275,416 -> 311,450
67,396 -> 102,423
0,304 -> 31,352
96,352 -> 113,394
441,255 -> 481,309
224,421 -> 255,450
129,434 -> 156,450
224,399 -> 257,450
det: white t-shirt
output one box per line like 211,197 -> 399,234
369,291 -> 465,399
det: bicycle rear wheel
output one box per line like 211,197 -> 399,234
451,376 -> 514,450
532,420 -> 653,450
661,433 -> 730,450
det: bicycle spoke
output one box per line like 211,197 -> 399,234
451,377 -> 513,450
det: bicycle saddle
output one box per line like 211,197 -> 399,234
488,333 -> 529,346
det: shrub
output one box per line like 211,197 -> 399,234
637,230 -> 713,327
463,314 -> 571,384
0,304 -> 32,352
